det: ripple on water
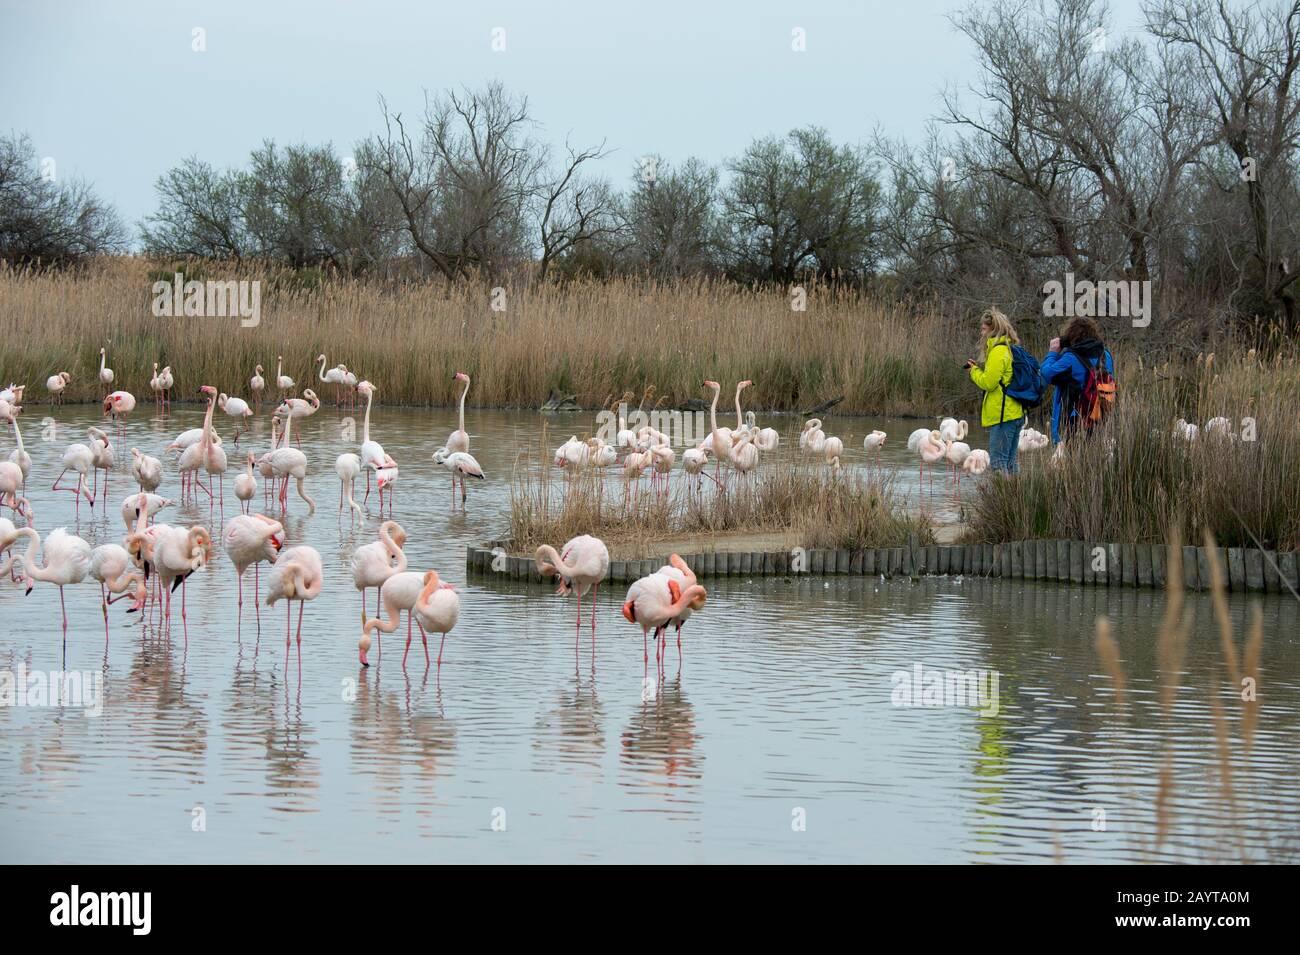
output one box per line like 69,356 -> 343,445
1,407 -> 1298,862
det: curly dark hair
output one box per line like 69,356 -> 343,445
1060,316 -> 1103,347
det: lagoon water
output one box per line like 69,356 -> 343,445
1,404 -> 1298,863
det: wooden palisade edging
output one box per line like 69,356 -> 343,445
467,538 -> 1300,595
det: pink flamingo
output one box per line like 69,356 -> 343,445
16,526 -> 91,656
89,543 -> 146,643
654,554 -> 705,664
535,534 -> 610,648
223,514 -> 283,635
350,519 -> 407,630
358,569 -> 425,668
622,572 -> 708,676
413,570 -> 460,666
433,448 -> 483,505
265,545 -> 323,676
446,372 -> 471,453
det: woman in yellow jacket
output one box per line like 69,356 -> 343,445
964,307 -> 1026,473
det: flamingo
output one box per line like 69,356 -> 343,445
822,434 -> 844,472
179,386 -> 227,512
101,389 -> 136,447
375,464 -> 399,517
944,439 -> 971,496
338,366 -> 358,408
621,446 -> 652,505
249,364 -> 266,410
17,527 -> 91,651
731,429 -> 761,476
235,452 -> 257,512
358,569 -> 425,668
86,427 -> 114,498
265,545 -> 323,675
651,554 -> 706,664
800,418 -> 826,456
615,394 -> 638,451
166,425 -> 222,455
317,354 -> 347,406
0,392 -> 20,425
89,542 -> 146,642
150,363 -> 164,410
622,572 -> 708,672
744,411 -> 780,451
46,371 -> 71,405
150,523 -> 212,642
939,418 -> 969,443
275,356 -> 294,400
98,348 -> 114,395
733,379 -> 753,433
917,430 -> 949,494
120,492 -> 172,529
7,416 -> 31,488
591,440 -> 617,469
535,534 -> 610,647
433,448 -> 483,504
963,449 -> 991,476
412,570 -> 460,667
682,446 -> 709,493
218,392 -> 253,444
222,513 -> 283,633
446,372 -> 471,453
350,519 -> 407,631
863,430 -> 887,471
357,380 -> 389,504
650,443 -> 676,493
1,516 -> 25,581
1019,428 -> 1050,454
257,409 -> 315,513
53,442 -> 96,516
0,463 -> 31,520
703,380 -> 734,481
273,389 -> 320,445
335,453 -> 364,520
158,366 -> 175,408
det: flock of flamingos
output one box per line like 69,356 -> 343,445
0,348 -> 1056,681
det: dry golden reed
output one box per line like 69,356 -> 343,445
0,258 -> 965,415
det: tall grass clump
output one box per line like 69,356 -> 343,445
967,350 -> 1300,549
508,430 -> 932,557
0,258 -> 965,414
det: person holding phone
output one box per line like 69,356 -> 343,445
965,307 -> 1026,473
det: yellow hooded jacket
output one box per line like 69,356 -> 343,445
969,335 -> 1025,427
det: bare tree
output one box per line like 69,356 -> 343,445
536,141 -> 619,281
1147,0 -> 1300,329
0,133 -> 125,267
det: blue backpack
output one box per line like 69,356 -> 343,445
996,342 -> 1047,410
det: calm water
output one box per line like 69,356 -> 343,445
1,404 -> 1297,863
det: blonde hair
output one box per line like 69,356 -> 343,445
980,307 -> 1020,344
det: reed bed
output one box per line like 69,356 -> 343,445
508,428 -> 932,556
0,258 -> 963,414
967,350 -> 1300,550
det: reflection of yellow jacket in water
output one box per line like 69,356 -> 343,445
969,335 -> 1025,427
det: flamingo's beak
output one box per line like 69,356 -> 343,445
621,600 -> 636,623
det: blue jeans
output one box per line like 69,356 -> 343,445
988,417 -> 1024,474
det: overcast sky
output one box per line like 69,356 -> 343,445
1,0 -> 1148,232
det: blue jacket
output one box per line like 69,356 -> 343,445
1039,347 -> 1114,443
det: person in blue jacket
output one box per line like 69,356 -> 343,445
1039,316 -> 1114,443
